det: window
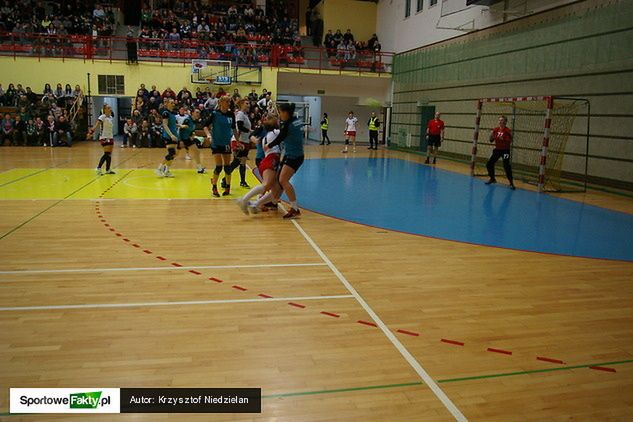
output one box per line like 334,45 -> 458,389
97,75 -> 125,95
430,0 -> 438,6
405,0 -> 411,18
417,0 -> 424,12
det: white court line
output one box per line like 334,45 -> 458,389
0,294 -> 354,312
288,216 -> 468,421
0,262 -> 327,276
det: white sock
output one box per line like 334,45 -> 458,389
290,201 -> 298,210
255,191 -> 275,208
242,185 -> 265,203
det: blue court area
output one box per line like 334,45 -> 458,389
293,158 -> 633,262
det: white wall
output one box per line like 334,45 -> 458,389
277,72 -> 391,103
377,0 -> 578,53
321,96 -> 383,144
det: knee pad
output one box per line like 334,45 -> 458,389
223,165 -> 233,175
165,148 -> 176,161
344,139 -> 349,145
214,165 -> 222,175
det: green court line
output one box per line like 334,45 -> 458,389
0,152 -> 141,241
1,360 -> 631,415
262,381 -> 424,399
0,160 -> 70,188
0,176 -> 100,241
437,359 -> 633,383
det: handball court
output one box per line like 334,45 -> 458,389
1,142 -> 632,421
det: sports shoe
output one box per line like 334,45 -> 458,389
185,153 -> 192,160
424,158 -> 430,164
240,182 -> 250,188
282,208 -> 301,219
164,171 -> 174,178
197,167 -> 206,174
212,186 -> 220,197
236,198 -> 249,215
509,184 -> 516,190
155,167 -> 165,177
342,149 -> 348,153
96,167 -> 103,176
485,179 -> 496,185
320,142 -> 324,145
222,188 -> 230,196
106,170 -> 116,174
132,145 -> 137,148
221,178 -> 228,189
433,158 -> 437,165
247,202 -> 260,214
327,141 -> 331,145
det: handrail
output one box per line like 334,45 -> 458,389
0,31 -> 393,75
69,93 -> 84,123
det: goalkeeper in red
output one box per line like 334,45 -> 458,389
485,115 -> 516,190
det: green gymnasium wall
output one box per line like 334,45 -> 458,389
391,0 -> 633,188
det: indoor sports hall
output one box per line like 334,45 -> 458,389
0,0 -> 632,420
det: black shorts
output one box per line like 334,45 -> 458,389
211,144 -> 231,154
281,155 -> 304,172
235,148 -> 250,158
182,137 -> 202,148
427,134 -> 441,147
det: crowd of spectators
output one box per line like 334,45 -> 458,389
324,29 -> 381,61
118,83 -> 272,148
137,0 -> 299,64
0,82 -> 83,147
0,0 -> 117,41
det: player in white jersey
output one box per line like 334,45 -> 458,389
225,99 -> 253,188
342,110 -> 358,153
88,103 -> 116,175
235,115 -> 281,215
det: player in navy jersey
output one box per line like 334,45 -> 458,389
203,96 -> 238,197
266,102 -> 305,219
178,107 -> 205,174
156,98 -> 179,178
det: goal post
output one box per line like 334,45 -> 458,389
470,96 -> 589,192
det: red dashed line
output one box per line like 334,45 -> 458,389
487,348 -> 512,355
320,311 -> 340,318
396,329 -> 419,337
589,366 -> 616,373
104,223 -> 110,227
156,256 -> 167,261
100,219 -> 106,222
132,244 -> 141,248
109,228 -> 116,232
232,285 -> 247,291
189,270 -> 202,275
537,356 -> 565,364
441,339 -> 465,346
209,277 -> 223,283
258,294 -> 273,298
115,233 -> 122,237
171,262 -> 182,267
357,320 -> 377,328
143,249 -> 152,254
123,238 -> 130,242
288,302 -> 306,309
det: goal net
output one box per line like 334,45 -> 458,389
470,96 -> 583,192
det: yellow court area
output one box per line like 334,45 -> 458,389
0,144 -> 632,421
0,168 -> 260,200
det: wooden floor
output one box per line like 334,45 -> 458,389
1,142 -> 632,421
